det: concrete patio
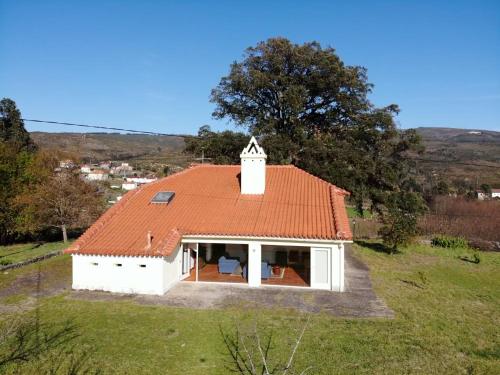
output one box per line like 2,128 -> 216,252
133,246 -> 394,318
68,246 -> 393,318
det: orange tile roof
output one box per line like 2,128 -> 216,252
66,165 -> 352,257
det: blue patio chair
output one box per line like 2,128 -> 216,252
243,262 -> 272,279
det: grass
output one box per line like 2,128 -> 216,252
346,206 -> 373,219
0,243 -> 499,374
0,241 -> 69,266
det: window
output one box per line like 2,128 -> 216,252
151,191 -> 175,204
115,263 -> 122,267
91,262 -> 98,266
139,264 -> 146,268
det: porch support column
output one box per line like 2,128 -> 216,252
195,243 -> 199,282
205,243 -> 212,262
331,243 -> 345,292
248,241 -> 261,287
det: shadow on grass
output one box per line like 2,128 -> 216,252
458,254 -> 481,264
0,314 -> 100,374
0,265 -> 100,374
355,240 -> 400,255
399,279 -> 425,289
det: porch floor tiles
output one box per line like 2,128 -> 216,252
183,263 -> 310,287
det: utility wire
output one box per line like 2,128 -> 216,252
20,118 -> 500,170
22,118 -> 189,137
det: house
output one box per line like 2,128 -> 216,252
121,182 -> 138,191
476,191 -> 489,200
476,189 -> 500,200
492,189 -> 500,199
111,162 -> 134,176
80,164 -> 92,174
66,137 -> 352,295
99,162 -> 111,170
126,177 -> 157,185
86,170 -> 109,181
59,159 -> 75,169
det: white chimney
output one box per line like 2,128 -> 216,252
240,136 -> 267,195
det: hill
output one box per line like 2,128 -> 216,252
30,132 -> 185,162
414,127 -> 500,187
30,127 -> 500,187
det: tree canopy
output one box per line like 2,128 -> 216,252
184,125 -> 250,164
210,38 -> 423,215
0,98 -> 104,244
0,98 -> 36,152
28,171 -> 104,242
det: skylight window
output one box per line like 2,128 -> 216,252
151,191 -> 175,204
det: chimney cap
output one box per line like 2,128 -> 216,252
240,136 -> 267,158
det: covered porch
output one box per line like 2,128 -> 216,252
180,238 -> 345,291
181,242 -> 313,288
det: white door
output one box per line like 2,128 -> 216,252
310,247 -> 331,290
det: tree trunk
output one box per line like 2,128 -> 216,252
61,224 -> 68,243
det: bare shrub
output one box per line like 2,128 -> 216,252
419,196 -> 500,242
0,314 -> 99,374
220,316 -> 311,375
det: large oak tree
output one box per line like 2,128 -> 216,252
210,38 -> 423,215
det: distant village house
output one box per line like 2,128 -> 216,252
86,170 -> 109,181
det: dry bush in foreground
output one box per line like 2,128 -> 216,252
220,316 -> 311,375
419,196 -> 500,243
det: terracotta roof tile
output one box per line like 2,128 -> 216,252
66,165 -> 352,257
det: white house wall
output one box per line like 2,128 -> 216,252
330,244 -> 345,292
72,246 -> 181,295
71,238 -> 349,295
247,241 -> 262,287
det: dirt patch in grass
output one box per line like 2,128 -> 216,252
0,255 -> 71,300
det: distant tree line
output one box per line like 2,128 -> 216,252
0,98 -> 104,244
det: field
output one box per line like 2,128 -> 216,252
0,242 -> 68,266
420,196 -> 500,249
0,242 -> 498,374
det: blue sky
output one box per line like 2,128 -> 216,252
1,0 -> 499,134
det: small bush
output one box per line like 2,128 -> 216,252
0,259 -> 12,266
431,235 -> 468,248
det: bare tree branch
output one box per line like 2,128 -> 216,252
283,316 -> 310,375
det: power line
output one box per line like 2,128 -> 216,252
22,118 -> 188,137
19,118 -> 500,170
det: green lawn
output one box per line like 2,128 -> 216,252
346,206 -> 373,219
0,241 -> 69,266
0,243 -> 499,374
